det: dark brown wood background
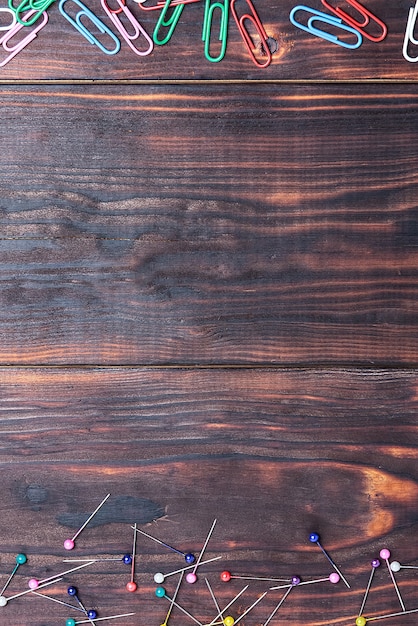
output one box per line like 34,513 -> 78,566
1,1 -> 418,625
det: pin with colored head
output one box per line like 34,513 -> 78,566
64,494 -> 111,550
380,548 -> 405,612
126,523 -> 138,592
64,613 -> 135,625
67,585 -> 96,619
131,526 -> 195,564
0,554 -> 27,596
309,532 -> 350,588
220,570 -> 291,584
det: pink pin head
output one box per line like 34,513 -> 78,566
126,581 -> 137,592
220,571 -> 232,582
186,572 -> 197,584
64,539 -> 75,551
329,573 -> 340,584
28,578 -> 39,589
380,548 -> 391,560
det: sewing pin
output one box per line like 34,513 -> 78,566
68,585 -> 97,624
154,556 -> 222,584
155,587 -> 203,626
160,572 -> 184,626
126,523 -> 138,592
187,519 -> 217,584
380,549 -> 405,612
0,577 -> 63,606
269,573 -> 339,590
390,561 -> 418,572
220,571 -> 291,583
28,561 -> 95,589
206,585 -> 249,626
63,556 -> 131,564
263,583 -> 295,626
205,579 -> 235,626
0,554 -> 27,595
64,494 -> 111,550
358,559 -> 381,619
309,533 -> 350,588
132,526 -> 195,564
65,613 -> 135,625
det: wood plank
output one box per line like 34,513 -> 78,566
0,0 -> 417,81
1,85 -> 418,365
0,367 -> 417,626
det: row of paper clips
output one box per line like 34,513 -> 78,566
0,0 -> 418,69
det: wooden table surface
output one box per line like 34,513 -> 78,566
1,1 -> 418,625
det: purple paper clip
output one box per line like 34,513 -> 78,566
101,0 -> 153,55
0,9 -> 48,67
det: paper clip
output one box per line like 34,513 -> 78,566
59,0 -> 120,54
202,0 -> 228,62
320,0 -> 387,42
153,0 -> 184,45
0,8 -> 16,31
403,0 -> 418,62
133,0 -> 199,11
289,5 -> 362,49
0,9 -> 47,67
101,0 -> 153,55
9,0 -> 55,26
230,0 -> 272,68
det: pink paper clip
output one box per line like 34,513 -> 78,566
0,9 -> 48,67
230,0 -> 272,68
133,0 -> 199,11
101,0 -> 153,55
320,0 -> 387,42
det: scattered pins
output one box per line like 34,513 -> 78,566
232,591 -> 268,624
205,584 -> 249,626
155,586 -> 204,626
154,556 -> 223,584
160,572 -> 184,626
186,519 -> 217,584
28,561 -> 95,590
64,494 -> 111,551
64,613 -> 135,625
0,553 -> 27,595
68,585 -> 97,622
309,532 -> 350,588
221,571 -> 291,584
205,579 -> 235,626
126,523 -> 138,592
132,525 -> 195,564
357,558 -> 381,622
263,578 -> 297,626
31,589 -> 86,613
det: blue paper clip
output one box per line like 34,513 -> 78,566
289,4 -> 362,49
153,0 -> 184,45
59,0 -> 120,55
403,0 -> 418,62
9,0 -> 56,26
202,0 -> 228,63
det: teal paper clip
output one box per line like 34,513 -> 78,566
289,4 -> 362,49
153,0 -> 184,45
9,0 -> 56,26
59,0 -> 120,54
202,0 -> 228,62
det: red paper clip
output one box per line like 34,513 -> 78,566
230,0 -> 272,68
320,0 -> 387,42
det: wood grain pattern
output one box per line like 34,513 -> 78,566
1,86 -> 417,365
0,367 -> 417,626
0,0 -> 416,81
